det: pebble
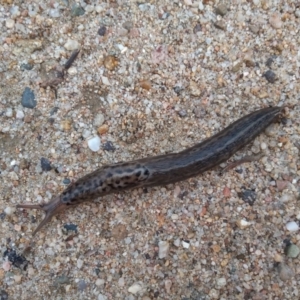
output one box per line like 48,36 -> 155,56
98,293 -> 107,300
178,109 -> 187,118
49,9 -> 60,18
96,279 -> 105,286
101,76 -> 110,85
216,277 -> 226,288
269,13 -> 282,29
236,219 -> 251,229
102,141 -> 116,152
263,70 -> 277,83
215,4 -> 228,16
189,81 -> 201,96
128,282 -> 144,294
63,224 -> 78,233
214,20 -> 226,31
182,240 -> 190,249
77,279 -> 87,291
16,110 -> 24,119
5,108 -> 13,117
238,189 -> 257,206
164,279 -> 172,293
285,244 -> 300,258
87,136 -> 101,152
158,241 -> 169,258
5,18 -> 15,28
94,113 -> 105,126
123,21 -> 133,31
277,263 -> 294,281
20,63 -> 33,71
77,259 -> 83,269
4,207 -> 15,215
71,4 -> 85,16
64,39 -> 80,51
103,55 -> 118,71
97,124 -> 109,135
40,157 -> 52,172
286,221 -> 299,232
21,87 -> 36,109
0,290 -> 8,300
98,26 -> 106,36
193,23 -> 202,34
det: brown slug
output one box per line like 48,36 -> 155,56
17,106 -> 283,235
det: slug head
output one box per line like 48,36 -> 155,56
17,196 -> 67,236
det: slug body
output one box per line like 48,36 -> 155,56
17,107 -> 283,235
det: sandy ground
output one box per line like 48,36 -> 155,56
0,0 -> 300,299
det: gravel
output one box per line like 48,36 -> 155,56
0,1 -> 299,299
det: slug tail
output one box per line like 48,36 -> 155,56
17,196 -> 67,236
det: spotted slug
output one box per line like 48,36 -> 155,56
17,106 -> 283,235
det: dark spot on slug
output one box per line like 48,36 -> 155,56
126,168 -> 133,173
116,169 -> 123,174
125,176 -> 130,180
135,171 -> 141,177
116,180 -> 120,184
107,173 -> 113,178
62,196 -> 69,202
144,169 -> 150,176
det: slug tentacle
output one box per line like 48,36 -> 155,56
16,196 -> 67,235
16,106 -> 284,235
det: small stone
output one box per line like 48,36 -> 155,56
16,110 -> 24,119
277,263 -> 294,281
128,282 -> 144,294
216,277 -> 226,288
276,180 -> 288,191
263,70 -> 277,83
77,279 -> 87,291
236,219 -> 251,229
178,109 -> 187,118
214,20 -> 226,30
104,55 -> 118,71
20,63 -> 34,71
94,113 -> 105,126
182,240 -> 190,249
49,9 -> 60,18
64,39 -> 80,51
63,178 -> 71,185
77,259 -> 83,269
85,5 -> 94,13
193,107 -> 205,118
238,189 -> 257,206
215,4 -> 227,16
21,87 -> 36,109
5,108 -> 13,117
4,207 -> 15,215
193,23 -> 202,34
97,124 -> 109,135
232,61 -> 242,72
139,80 -> 151,90
98,294 -> 107,300
189,81 -> 201,96
123,21 -> 133,31
103,141 -> 116,152
14,275 -> 22,283
61,119 -> 72,131
269,13 -> 282,29
101,76 -> 110,85
5,18 -> 15,28
63,224 -> 78,233
41,157 -> 52,172
158,241 -> 169,258
98,26 -> 106,36
2,261 -> 11,271
249,24 -> 259,34
53,275 -> 71,286
118,277 -> 125,287
87,136 -> 101,152
96,279 -> 105,286
164,279 -> 172,293
67,67 -> 77,75
285,244 -> 300,258
286,221 -> 299,232
71,4 -> 85,16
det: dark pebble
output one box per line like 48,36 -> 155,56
235,168 -> 243,174
263,70 -> 277,83
178,109 -> 187,117
50,106 -> 59,115
122,21 -> 133,31
238,189 -> 257,206
3,248 -> 28,270
215,4 -> 228,16
63,178 -> 71,185
20,63 -> 33,71
161,12 -> 170,19
266,56 -> 276,67
193,23 -> 202,33
41,157 -> 52,172
63,223 -> 78,233
0,290 -> 8,300
173,86 -> 184,95
0,212 -> 6,220
94,268 -> 101,276
71,4 -> 85,16
103,141 -> 116,151
21,87 -> 36,109
98,26 -> 107,36
77,279 -> 87,292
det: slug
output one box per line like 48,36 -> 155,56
17,106 -> 283,235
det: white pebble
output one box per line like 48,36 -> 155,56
16,110 -> 24,119
4,207 -> 15,215
128,282 -> 144,294
6,108 -> 13,117
49,9 -> 60,18
95,5 -> 104,13
64,39 -> 80,51
10,6 -> 20,18
118,277 -> 125,286
94,113 -> 105,126
96,279 -> 105,286
101,76 -> 110,85
260,142 -> 267,150
216,277 -> 226,287
77,258 -> 83,269
85,5 -> 94,13
6,18 -> 15,29
158,241 -> 169,258
173,238 -> 180,247
182,240 -> 190,249
67,66 -> 77,75
87,136 -> 101,152
286,221 -> 299,232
